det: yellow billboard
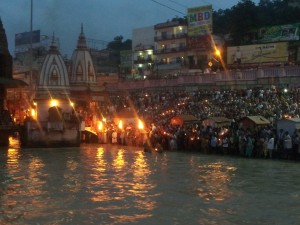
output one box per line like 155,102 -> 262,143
227,42 -> 289,65
187,5 -> 212,37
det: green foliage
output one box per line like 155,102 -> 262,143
213,0 -> 300,45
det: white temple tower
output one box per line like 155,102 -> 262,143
70,24 -> 96,86
36,34 -> 74,123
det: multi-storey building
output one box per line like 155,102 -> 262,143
132,26 -> 155,79
154,19 -> 188,74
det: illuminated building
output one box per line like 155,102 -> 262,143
20,34 -> 81,147
154,19 -> 187,75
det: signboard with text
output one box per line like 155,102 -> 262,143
227,42 -> 289,65
187,5 -> 212,37
258,23 -> 300,43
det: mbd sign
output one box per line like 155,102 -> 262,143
187,5 -> 213,37
189,10 -> 210,23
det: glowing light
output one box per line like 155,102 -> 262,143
138,119 -> 144,130
31,108 -> 36,118
51,99 -> 58,107
215,49 -> 221,57
118,120 -> 123,130
98,121 -> 103,131
70,102 -> 74,107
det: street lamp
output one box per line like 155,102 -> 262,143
215,49 -> 221,57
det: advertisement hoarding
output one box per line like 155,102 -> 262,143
187,5 -> 212,37
15,30 -> 40,46
227,42 -> 289,65
259,23 -> 300,43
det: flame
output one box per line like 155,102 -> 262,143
138,119 -> 144,130
50,99 -> 58,107
98,121 -> 103,131
118,120 -> 123,130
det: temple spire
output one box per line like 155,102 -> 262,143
77,23 -> 87,49
49,32 -> 59,53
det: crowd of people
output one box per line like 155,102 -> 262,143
97,86 -> 300,159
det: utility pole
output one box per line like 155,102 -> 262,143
29,0 -> 33,100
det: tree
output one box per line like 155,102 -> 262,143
228,0 -> 260,45
106,36 -> 132,67
213,0 -> 300,46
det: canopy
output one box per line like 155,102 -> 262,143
170,114 -> 199,126
202,117 -> 232,128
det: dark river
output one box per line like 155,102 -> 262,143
0,138 -> 299,225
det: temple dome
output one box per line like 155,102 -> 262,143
69,25 -> 96,85
38,34 -> 70,97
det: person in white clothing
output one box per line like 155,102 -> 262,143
267,135 -> 275,158
283,132 -> 293,159
234,46 -> 242,64
112,130 -> 118,144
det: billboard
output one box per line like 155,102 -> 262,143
227,42 -> 289,65
15,30 -> 40,46
187,5 -> 212,37
187,35 -> 211,51
259,23 -> 300,43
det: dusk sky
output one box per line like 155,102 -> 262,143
1,0 -> 260,57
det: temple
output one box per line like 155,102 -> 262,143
0,18 -> 27,146
20,34 -> 81,147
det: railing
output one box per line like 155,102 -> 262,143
108,65 -> 300,91
154,33 -> 187,41
155,46 -> 187,54
133,58 -> 154,64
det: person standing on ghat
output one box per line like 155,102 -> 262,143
283,131 -> 293,159
267,135 -> 275,159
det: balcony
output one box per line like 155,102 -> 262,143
154,33 -> 187,41
134,58 -> 154,64
155,46 -> 187,54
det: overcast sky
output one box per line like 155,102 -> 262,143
1,0 -> 259,57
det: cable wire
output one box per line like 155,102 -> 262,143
150,0 -> 185,15
166,0 -> 189,9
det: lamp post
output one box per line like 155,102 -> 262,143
29,0 -> 34,101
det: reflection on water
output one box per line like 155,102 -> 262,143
1,140 -> 300,224
196,162 -> 236,201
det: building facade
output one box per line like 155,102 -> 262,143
132,26 -> 155,79
154,19 -> 188,75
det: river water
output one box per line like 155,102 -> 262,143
0,138 -> 299,225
